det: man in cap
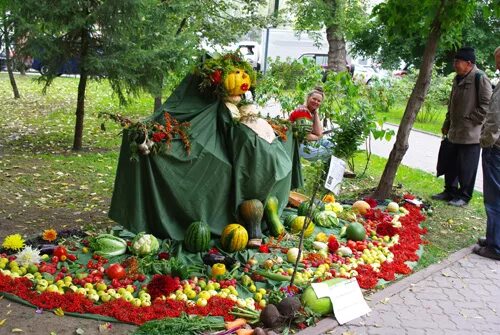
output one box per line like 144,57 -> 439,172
473,46 -> 500,260
432,47 -> 492,207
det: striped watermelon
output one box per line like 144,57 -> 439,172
184,221 -> 211,253
220,224 -> 248,253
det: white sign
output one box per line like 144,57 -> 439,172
324,156 -> 346,195
312,278 -> 371,325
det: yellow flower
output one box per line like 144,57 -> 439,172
1,234 -> 25,251
42,229 -> 58,242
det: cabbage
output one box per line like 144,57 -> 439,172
89,234 -> 127,257
300,278 -> 346,315
313,210 -> 340,228
131,232 -> 159,256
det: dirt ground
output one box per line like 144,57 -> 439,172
0,204 -> 139,335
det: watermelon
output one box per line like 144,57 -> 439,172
184,221 -> 211,252
345,222 -> 366,241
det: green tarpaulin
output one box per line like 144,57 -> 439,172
109,74 -> 302,240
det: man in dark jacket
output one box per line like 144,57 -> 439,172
432,47 -> 492,206
473,46 -> 500,260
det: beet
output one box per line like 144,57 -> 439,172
253,327 -> 267,335
276,296 -> 301,319
260,304 -> 283,328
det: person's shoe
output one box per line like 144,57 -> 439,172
431,191 -> 453,201
477,237 -> 487,247
472,245 -> 500,260
448,198 -> 468,207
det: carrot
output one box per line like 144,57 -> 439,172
235,329 -> 254,335
225,318 -> 247,330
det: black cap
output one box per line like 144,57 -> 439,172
454,47 -> 476,64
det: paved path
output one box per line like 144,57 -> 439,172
297,247 -> 500,335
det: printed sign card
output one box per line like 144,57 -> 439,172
312,278 -> 371,325
324,156 -> 346,195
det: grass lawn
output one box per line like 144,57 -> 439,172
377,103 -> 447,135
0,73 -> 486,272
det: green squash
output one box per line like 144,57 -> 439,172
238,199 -> 264,239
264,196 -> 285,237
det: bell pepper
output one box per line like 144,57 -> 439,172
212,263 -> 226,277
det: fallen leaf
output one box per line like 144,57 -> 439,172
380,297 -> 390,304
53,308 -> 64,316
75,328 -> 85,334
0,319 -> 6,326
11,328 -> 23,333
98,322 -> 112,332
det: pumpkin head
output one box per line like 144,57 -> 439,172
224,68 -> 251,96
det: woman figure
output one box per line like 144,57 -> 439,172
289,87 -> 332,160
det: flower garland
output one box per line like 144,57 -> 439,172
99,111 -> 191,160
0,273 -> 236,325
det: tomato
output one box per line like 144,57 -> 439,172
347,240 -> 357,250
53,246 -> 68,258
106,263 -> 126,280
51,256 -> 59,263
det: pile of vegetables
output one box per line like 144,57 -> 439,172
0,193 -> 426,335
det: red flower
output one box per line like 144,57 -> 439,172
158,252 -> 170,260
327,235 -> 339,253
403,193 -> 415,200
289,108 -> 312,123
210,70 -> 222,84
240,83 -> 249,92
152,132 -> 166,143
258,244 -> 270,253
208,247 -> 219,255
363,197 -> 378,208
146,275 -> 180,300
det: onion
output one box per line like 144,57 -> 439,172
286,247 -> 303,263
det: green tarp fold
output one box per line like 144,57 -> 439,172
109,74 -> 302,240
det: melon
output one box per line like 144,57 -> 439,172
352,200 -> 371,215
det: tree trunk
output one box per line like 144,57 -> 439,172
72,29 -> 89,151
154,96 -> 162,112
3,17 -> 20,99
372,0 -> 446,199
326,24 -> 347,73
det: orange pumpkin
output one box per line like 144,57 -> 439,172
224,68 -> 251,96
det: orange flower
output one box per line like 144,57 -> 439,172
42,229 -> 57,242
322,194 -> 335,203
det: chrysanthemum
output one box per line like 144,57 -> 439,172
1,234 -> 25,251
42,229 -> 58,242
15,246 -> 42,267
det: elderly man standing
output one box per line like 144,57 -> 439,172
474,47 -> 500,260
432,47 -> 492,206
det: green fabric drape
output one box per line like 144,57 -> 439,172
109,74 -> 302,240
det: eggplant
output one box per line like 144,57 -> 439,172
202,253 -> 237,268
38,244 -> 57,255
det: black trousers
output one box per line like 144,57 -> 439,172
444,142 -> 480,202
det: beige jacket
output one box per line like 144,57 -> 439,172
443,66 -> 492,144
480,84 -> 500,149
